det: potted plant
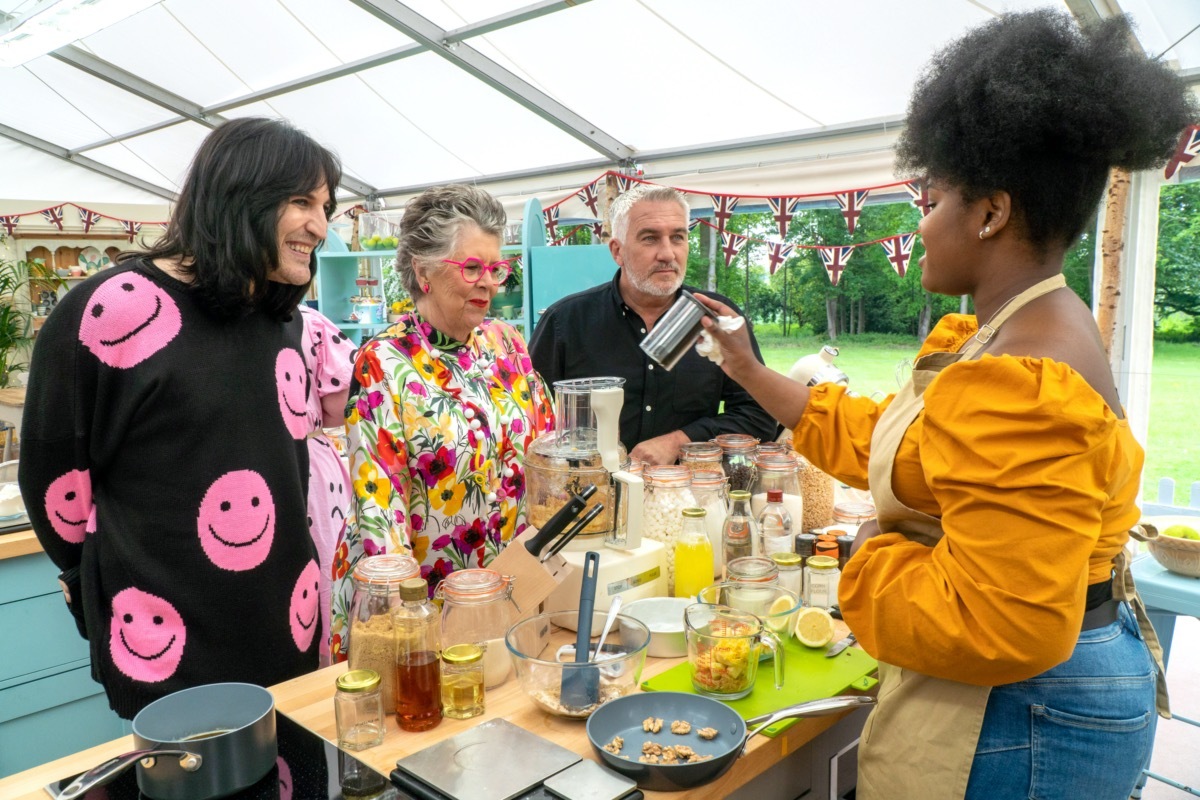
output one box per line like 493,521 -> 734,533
0,238 -> 64,387
491,259 -> 523,319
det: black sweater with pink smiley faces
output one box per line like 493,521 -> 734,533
19,259 -> 319,719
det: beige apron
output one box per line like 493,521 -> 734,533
853,275 -> 1169,800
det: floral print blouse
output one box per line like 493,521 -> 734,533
330,312 -> 554,658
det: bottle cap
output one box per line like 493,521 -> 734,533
770,552 -> 802,567
729,489 -> 751,501
807,555 -> 839,569
441,643 -> 484,665
399,577 -> 429,601
767,489 -> 783,503
337,669 -> 381,692
682,507 -> 707,518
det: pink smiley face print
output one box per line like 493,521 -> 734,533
289,560 -> 320,651
109,587 -> 186,683
79,273 -> 182,368
275,348 -> 309,439
44,469 -> 93,544
276,757 -> 293,800
197,470 -> 276,571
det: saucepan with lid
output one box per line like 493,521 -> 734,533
586,690 -> 874,791
59,682 -> 277,800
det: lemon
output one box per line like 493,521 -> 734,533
1162,524 -> 1200,540
765,595 -> 796,634
793,607 -> 835,648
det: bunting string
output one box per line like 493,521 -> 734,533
0,201 -> 168,238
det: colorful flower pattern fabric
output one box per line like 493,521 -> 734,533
330,312 -> 554,660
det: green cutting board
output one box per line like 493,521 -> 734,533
640,639 -> 878,737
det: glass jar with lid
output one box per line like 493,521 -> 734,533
713,433 -> 759,492
334,669 -> 385,751
797,455 -> 835,531
832,500 -> 877,536
435,568 -> 519,689
347,554 -> 419,710
690,469 -> 729,579
804,555 -> 840,609
726,555 -> 779,584
678,442 -> 723,474
770,552 -> 804,599
441,644 -> 485,720
642,465 -> 697,596
750,453 -> 803,523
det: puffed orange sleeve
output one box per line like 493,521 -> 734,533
840,356 -> 1141,686
793,385 -> 892,491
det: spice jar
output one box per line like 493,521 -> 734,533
393,577 -> 441,732
690,469 -> 729,579
436,568 -> 519,689
726,555 -> 779,584
441,644 -> 485,720
642,465 -> 697,595
334,669 -> 385,751
770,552 -> 804,599
804,555 -> 840,610
713,433 -> 759,492
678,442 -> 723,474
347,554 -> 419,710
750,453 -> 803,522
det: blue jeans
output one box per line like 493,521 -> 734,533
965,604 -> 1157,800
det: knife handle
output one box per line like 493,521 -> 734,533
524,484 -> 596,555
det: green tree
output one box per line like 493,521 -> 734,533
1155,182 -> 1200,336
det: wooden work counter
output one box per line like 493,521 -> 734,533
0,620 -> 868,800
0,527 -> 41,561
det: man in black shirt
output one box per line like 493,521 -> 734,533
529,184 -> 776,465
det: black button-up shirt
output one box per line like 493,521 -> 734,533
528,271 -> 778,453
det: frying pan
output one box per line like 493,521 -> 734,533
59,683 -> 277,800
586,691 -> 875,791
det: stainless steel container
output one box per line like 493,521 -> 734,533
639,290 -> 718,371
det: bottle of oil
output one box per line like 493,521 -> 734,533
722,490 -> 757,577
393,577 -> 441,732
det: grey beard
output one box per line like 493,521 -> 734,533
628,266 -> 683,297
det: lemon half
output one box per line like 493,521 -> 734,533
793,607 -> 835,648
765,595 -> 797,634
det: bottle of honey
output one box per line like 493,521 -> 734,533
393,578 -> 442,732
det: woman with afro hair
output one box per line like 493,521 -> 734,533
696,10 -> 1195,800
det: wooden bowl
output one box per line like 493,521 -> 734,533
1144,516 -> 1200,578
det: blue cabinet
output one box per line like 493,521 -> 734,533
313,235 -> 395,342
0,550 -> 130,778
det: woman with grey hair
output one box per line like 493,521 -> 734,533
331,185 -> 556,636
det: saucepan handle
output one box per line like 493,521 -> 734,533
58,749 -> 203,800
740,695 -> 877,753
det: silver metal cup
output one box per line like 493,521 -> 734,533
639,290 -> 718,371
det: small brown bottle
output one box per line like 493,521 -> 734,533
393,577 -> 441,732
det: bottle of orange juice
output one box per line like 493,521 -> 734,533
674,508 -> 715,599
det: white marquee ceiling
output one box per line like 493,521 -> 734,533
0,0 -> 1197,220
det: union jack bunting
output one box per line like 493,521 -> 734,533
709,195 -> 739,235
880,233 -> 916,277
687,218 -> 701,231
720,230 -> 748,268
905,182 -> 931,217
1164,124 -> 1200,179
0,215 -> 18,236
576,181 -> 601,217
159,223 -> 170,231
764,241 -> 795,275
818,245 -> 854,286
543,205 -> 560,242
766,196 -> 799,239
41,205 -> 65,230
615,174 -> 634,194
592,222 -> 603,238
121,220 -> 142,242
343,205 -> 364,220
78,207 -> 103,233
835,189 -> 870,234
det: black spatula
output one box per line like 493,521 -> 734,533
560,551 -> 601,710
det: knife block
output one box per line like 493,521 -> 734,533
488,526 -> 574,621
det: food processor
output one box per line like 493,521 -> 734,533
525,378 -> 667,619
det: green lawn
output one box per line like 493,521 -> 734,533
757,336 -> 1200,504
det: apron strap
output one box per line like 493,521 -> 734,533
961,274 -> 1067,359
1113,542 -> 1171,718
